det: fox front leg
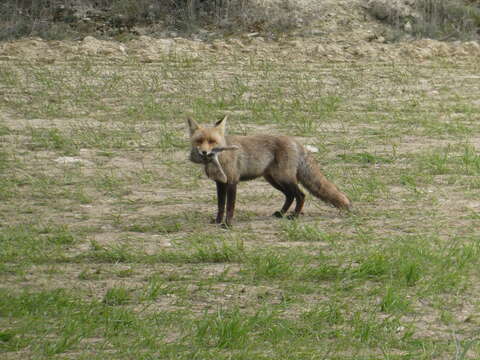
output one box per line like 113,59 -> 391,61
224,183 -> 237,228
213,181 -> 227,224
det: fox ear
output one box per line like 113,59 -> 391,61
214,115 -> 228,135
187,117 -> 200,136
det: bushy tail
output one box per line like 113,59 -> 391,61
298,153 -> 351,210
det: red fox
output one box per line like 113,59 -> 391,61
188,116 -> 351,227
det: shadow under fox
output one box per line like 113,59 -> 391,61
188,116 -> 351,227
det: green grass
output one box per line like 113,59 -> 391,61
0,39 -> 479,360
103,287 -> 132,306
0,224 -> 77,263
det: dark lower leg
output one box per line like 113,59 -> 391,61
225,183 -> 237,227
215,181 -> 227,224
293,190 -> 305,216
281,194 -> 295,214
265,175 -> 293,217
282,183 -> 305,218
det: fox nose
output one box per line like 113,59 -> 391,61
201,150 -> 208,156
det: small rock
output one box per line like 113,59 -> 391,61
404,21 -> 412,32
54,157 -> 92,166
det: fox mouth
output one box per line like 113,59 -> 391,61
195,145 -> 238,162
196,148 -> 215,162
201,154 -> 214,162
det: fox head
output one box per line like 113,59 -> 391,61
187,116 -> 227,157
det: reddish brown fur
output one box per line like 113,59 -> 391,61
187,117 -> 350,227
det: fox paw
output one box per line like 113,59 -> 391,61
272,211 -> 284,218
220,223 -> 232,230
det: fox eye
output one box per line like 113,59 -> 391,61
208,139 -> 215,144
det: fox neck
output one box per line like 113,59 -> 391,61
215,137 -> 227,147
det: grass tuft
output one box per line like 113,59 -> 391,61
103,287 -> 132,306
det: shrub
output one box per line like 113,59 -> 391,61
366,0 -> 480,41
0,0 -> 314,41
413,0 -> 480,39
162,0 -> 310,33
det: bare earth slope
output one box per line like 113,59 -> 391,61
0,0 -> 479,62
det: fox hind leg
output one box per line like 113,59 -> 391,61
282,182 -> 305,219
265,175 -> 296,218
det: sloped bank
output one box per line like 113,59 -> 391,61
0,35 -> 479,63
